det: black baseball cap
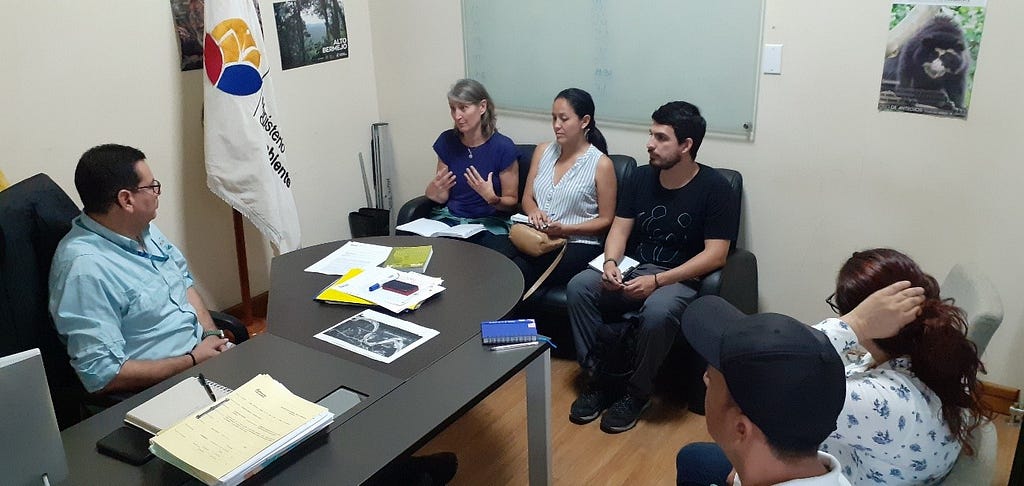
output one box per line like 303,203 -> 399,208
682,296 -> 846,451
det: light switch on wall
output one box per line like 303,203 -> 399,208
763,44 -> 783,75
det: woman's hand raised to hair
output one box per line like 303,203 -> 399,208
842,280 -> 925,342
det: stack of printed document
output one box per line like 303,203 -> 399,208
149,374 -> 333,486
303,241 -> 393,275
317,266 -> 445,314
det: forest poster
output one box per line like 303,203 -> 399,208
878,0 -> 987,119
273,0 -> 349,70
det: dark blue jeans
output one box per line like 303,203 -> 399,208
676,442 -> 733,486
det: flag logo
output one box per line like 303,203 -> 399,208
204,18 -> 263,96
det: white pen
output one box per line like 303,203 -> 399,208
490,341 -> 540,351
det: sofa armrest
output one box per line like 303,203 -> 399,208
396,196 -> 440,226
698,248 -> 758,314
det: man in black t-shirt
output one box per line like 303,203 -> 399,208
567,101 -> 738,433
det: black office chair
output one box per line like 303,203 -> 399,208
0,173 -> 248,429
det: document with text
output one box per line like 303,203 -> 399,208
304,241 -> 393,275
333,266 -> 445,313
149,374 -> 333,486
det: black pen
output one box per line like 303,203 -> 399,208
198,373 -> 217,402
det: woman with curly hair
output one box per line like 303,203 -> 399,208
817,248 -> 992,484
676,248 -> 992,485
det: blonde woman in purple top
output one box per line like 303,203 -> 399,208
425,79 -> 519,257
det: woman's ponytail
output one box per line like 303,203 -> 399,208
586,124 -> 608,155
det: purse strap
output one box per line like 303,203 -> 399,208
521,244 -> 568,301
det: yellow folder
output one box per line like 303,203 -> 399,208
314,268 -> 424,311
314,269 -> 374,305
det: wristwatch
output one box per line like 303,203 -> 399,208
202,329 -> 225,340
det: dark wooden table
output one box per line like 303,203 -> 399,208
61,236 -> 553,485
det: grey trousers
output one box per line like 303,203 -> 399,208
567,263 -> 698,399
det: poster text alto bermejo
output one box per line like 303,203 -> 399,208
258,97 -> 292,188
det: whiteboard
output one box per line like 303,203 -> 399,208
462,0 -> 764,138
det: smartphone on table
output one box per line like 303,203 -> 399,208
96,425 -> 153,465
381,279 -> 418,295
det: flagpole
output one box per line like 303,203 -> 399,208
232,209 -> 267,335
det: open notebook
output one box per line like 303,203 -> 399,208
125,376 -> 232,435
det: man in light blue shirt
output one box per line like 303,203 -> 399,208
49,144 -> 229,394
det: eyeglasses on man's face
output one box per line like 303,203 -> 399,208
135,180 -> 161,196
826,293 -> 840,314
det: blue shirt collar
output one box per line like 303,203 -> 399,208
75,214 -> 167,262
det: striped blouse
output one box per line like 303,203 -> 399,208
531,142 -> 603,245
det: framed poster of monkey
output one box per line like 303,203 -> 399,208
878,1 -> 987,118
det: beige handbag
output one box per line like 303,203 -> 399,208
509,223 -> 568,301
509,223 -> 566,257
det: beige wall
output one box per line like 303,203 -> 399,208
3,1 -> 1020,391
369,1 -> 1024,391
2,1 -> 382,309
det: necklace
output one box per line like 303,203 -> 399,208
462,134 -> 486,159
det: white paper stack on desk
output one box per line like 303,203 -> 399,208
303,241 -> 393,275
332,266 -> 445,313
149,374 -> 333,486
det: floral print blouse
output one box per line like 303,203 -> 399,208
814,318 -> 961,485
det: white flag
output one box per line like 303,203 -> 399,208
203,0 -> 300,253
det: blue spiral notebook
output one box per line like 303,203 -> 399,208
481,319 -> 538,345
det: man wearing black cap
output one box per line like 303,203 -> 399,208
677,295 -> 850,485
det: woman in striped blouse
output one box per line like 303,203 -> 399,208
513,88 -> 618,289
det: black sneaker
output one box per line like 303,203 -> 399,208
406,452 -> 458,485
599,394 -> 650,433
365,452 -> 457,485
569,387 -> 617,424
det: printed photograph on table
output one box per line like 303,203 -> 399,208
273,0 -> 349,70
315,309 -> 439,363
878,0 -> 987,118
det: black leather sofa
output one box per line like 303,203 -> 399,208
396,144 -> 758,409
396,144 -> 758,330
397,144 -> 636,230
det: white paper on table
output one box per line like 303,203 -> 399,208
397,272 -> 444,288
335,267 -> 445,313
314,309 -> 440,363
303,241 -> 393,275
